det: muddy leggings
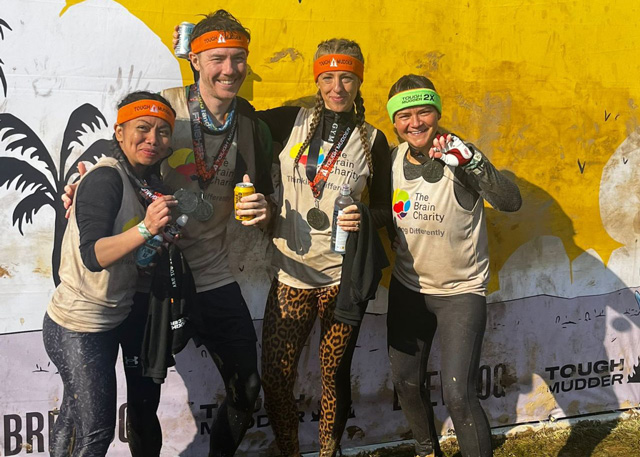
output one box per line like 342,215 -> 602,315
44,294 -> 163,457
43,312 -> 120,457
195,282 -> 262,457
387,276 -> 492,457
261,279 -> 359,457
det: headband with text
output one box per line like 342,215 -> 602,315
116,100 -> 175,130
190,30 -> 250,54
387,88 -> 442,122
313,54 -> 364,82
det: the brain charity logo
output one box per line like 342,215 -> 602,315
290,142 -> 324,167
167,148 -> 197,179
393,189 -> 411,219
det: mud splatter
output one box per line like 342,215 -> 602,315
500,366 -> 519,390
415,51 -> 445,71
346,425 -> 365,439
269,48 -> 302,63
0,265 -> 10,277
566,400 -> 581,416
33,265 -> 52,276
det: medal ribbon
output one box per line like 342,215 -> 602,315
196,82 -> 237,132
188,84 -> 237,189
304,123 -> 355,199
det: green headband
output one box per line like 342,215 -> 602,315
386,88 -> 442,122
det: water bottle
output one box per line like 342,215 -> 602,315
331,184 -> 354,254
136,214 -> 188,268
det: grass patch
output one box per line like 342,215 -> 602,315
355,412 -> 640,457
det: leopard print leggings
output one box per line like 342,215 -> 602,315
261,279 -> 359,457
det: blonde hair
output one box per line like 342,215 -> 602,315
293,39 -> 373,178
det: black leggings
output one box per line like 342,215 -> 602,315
387,276 -> 492,457
120,292 -> 162,457
44,294 -> 162,457
123,285 -> 262,457
195,283 -> 261,457
43,313 -> 120,457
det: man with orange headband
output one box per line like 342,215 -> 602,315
159,9 -> 274,457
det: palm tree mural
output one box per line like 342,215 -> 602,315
0,104 -> 111,285
1,18 -> 11,97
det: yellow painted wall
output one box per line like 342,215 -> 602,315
64,0 -> 640,292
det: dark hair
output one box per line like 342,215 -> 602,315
293,38 -> 373,178
388,74 -> 437,99
191,10 -> 250,44
117,91 -> 176,116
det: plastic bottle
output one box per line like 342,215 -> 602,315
331,184 -> 354,254
136,214 -> 188,268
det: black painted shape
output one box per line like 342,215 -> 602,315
0,105 -> 108,285
0,18 -> 11,97
628,357 -> 640,383
577,159 -> 586,174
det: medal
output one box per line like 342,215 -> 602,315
421,159 -> 445,183
174,188 -> 198,214
193,193 -> 214,222
302,122 -> 354,231
307,206 -> 329,230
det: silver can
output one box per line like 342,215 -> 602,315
175,22 -> 195,59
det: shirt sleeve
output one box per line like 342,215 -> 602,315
76,167 -> 124,272
255,118 -> 275,196
368,130 -> 393,229
256,106 -> 301,150
457,144 -> 522,212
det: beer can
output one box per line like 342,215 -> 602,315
234,182 -> 255,221
175,22 -> 195,59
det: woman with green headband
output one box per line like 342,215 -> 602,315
385,74 -> 521,457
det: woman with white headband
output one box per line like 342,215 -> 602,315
43,91 -> 177,457
385,74 -> 521,457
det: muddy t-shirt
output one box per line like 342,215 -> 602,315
48,157 -> 145,332
161,87 -> 238,292
391,143 -> 489,296
272,107 -> 378,289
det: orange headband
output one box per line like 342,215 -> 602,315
190,30 -> 250,54
313,53 -> 364,82
116,100 -> 175,130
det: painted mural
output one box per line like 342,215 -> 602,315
2,0 -> 640,455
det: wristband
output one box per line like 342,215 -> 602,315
137,221 -> 153,241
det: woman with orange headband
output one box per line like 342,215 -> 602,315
43,91 -> 177,457
385,75 -> 521,457
257,39 -> 391,457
